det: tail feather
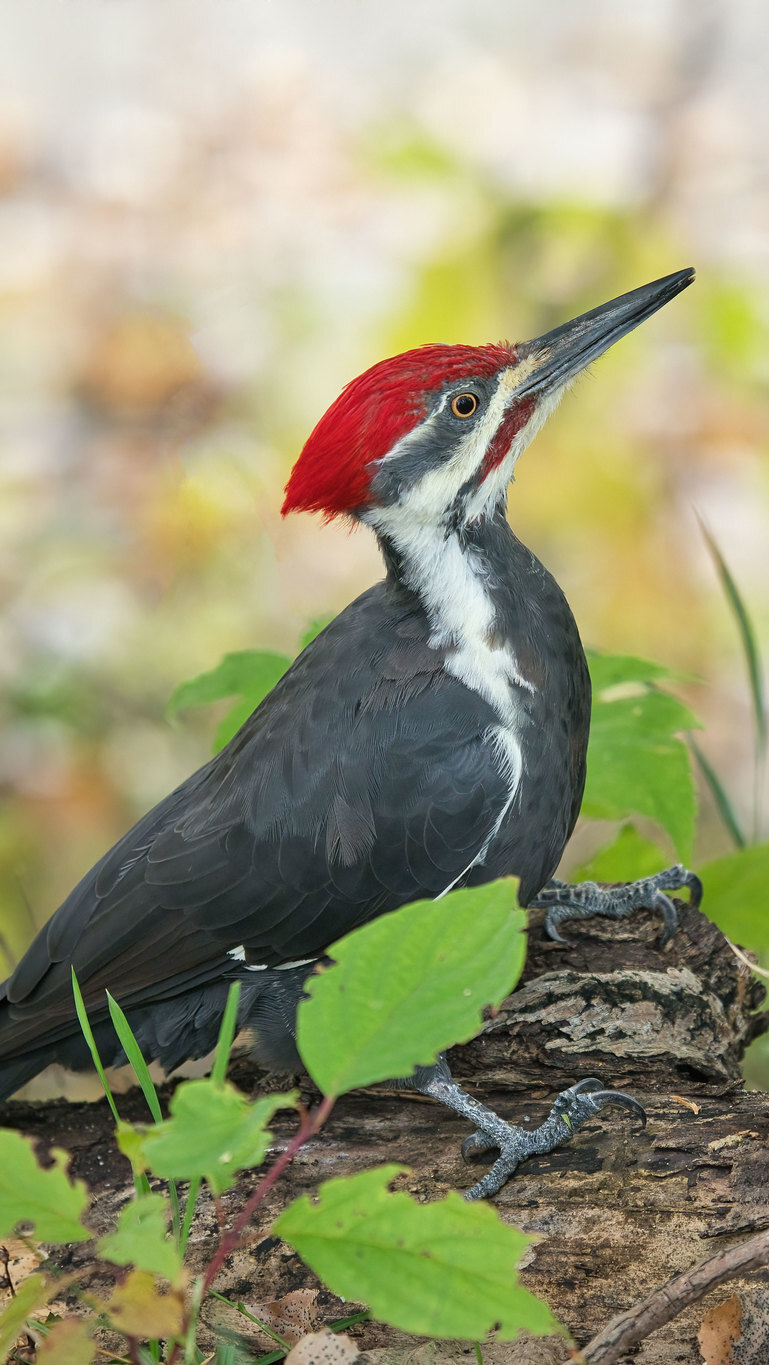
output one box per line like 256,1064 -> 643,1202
0,1048 -> 61,1103
0,965 -> 311,1101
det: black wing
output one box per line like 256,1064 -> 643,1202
0,582 -> 511,1059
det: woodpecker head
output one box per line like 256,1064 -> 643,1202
283,268 -> 694,532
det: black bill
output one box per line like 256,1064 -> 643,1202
515,266 -> 695,395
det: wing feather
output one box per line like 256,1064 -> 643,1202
0,583 -> 513,1063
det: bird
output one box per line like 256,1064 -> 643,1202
0,268 -> 701,1198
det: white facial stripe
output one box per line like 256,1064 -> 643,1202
371,367 -> 513,523
462,380 -> 568,522
373,361 -> 570,527
449,367 -> 520,483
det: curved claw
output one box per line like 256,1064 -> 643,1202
461,1130 -> 497,1162
569,1076 -> 606,1095
651,889 -> 679,946
582,1088 -> 647,1128
544,912 -> 568,943
687,872 -> 704,911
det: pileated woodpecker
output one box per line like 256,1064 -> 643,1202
0,269 -> 700,1198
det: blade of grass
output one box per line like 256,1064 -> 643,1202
106,991 -> 181,1240
329,1312 -> 370,1332
698,515 -> 767,752
209,1293 -> 291,1349
71,968 -> 120,1126
211,982 -> 241,1085
71,969 -> 150,1198
690,735 -> 746,849
179,1176 -> 202,1258
698,514 -> 767,840
106,992 -> 163,1122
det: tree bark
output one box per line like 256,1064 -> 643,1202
2,900 -> 768,1364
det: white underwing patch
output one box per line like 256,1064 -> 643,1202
226,946 -> 316,973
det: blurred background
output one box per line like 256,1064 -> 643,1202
0,0 -> 767,986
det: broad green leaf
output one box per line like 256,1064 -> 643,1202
98,1191 -> 182,1281
586,650 -> 674,691
584,660 -> 699,861
0,1132 -> 89,1241
0,1274 -> 59,1358
126,1081 -> 298,1197
104,1269 -> 185,1340
275,1166 -> 560,1341
574,824 -> 668,884
298,879 -> 526,1096
116,1121 -> 150,1178
37,1318 -> 95,1365
167,649 -> 291,750
167,649 -> 291,716
698,844 -> 769,953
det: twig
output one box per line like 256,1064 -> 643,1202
579,1227 -> 769,1363
201,1094 -> 335,1297
0,1246 -> 14,1297
724,936 -> 769,982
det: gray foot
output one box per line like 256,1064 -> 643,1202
415,1072 -> 645,1201
530,863 -> 703,945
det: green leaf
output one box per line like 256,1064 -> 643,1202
167,650 -> 291,750
104,1268 -> 185,1340
584,654 -> 699,862
167,649 -> 291,716
127,1080 -> 298,1197
574,824 -> 669,884
0,1274 -> 60,1358
37,1317 -> 95,1364
699,844 -> 769,952
98,1191 -> 182,1281
297,879 -> 526,1096
0,1131 -> 90,1242
275,1166 -> 560,1341
585,649 -> 674,691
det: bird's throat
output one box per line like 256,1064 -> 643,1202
376,505 -> 537,723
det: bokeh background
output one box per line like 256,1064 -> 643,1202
0,1 -> 767,990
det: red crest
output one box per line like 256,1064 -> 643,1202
282,343 -> 514,518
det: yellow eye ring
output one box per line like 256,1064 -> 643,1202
450,392 -> 478,419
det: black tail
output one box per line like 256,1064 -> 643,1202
0,1047 -> 59,1103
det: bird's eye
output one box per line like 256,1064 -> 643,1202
450,392 -> 478,418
